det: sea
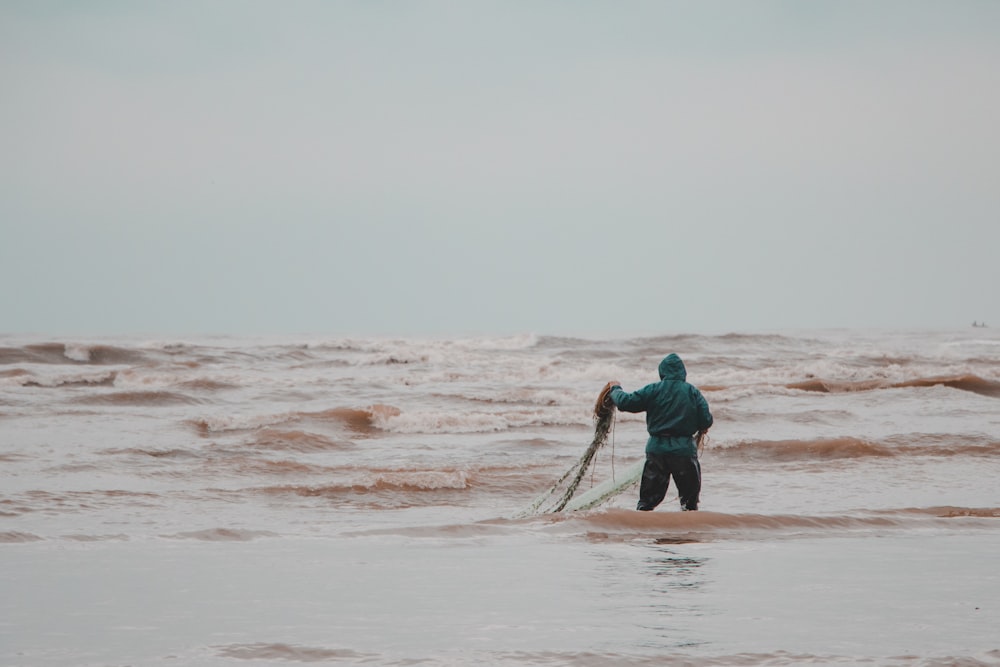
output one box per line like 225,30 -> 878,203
1,329 -> 998,667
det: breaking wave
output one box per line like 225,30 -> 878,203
713,436 -> 1000,462
73,390 -> 203,406
0,343 -> 148,365
715,437 -> 896,461
787,374 -> 1000,398
15,371 -> 118,388
190,404 -> 400,436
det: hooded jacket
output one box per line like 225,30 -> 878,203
608,353 -> 713,456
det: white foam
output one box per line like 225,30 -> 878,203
377,404 -> 603,434
5,370 -> 117,388
195,411 -> 298,433
62,344 -> 92,363
366,470 -> 470,490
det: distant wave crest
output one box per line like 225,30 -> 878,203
713,436 -> 1000,462
787,374 -> 1000,398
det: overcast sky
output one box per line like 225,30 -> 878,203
3,1 -> 998,337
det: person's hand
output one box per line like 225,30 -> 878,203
608,380 -> 621,388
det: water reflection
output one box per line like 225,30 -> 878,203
646,545 -> 708,592
638,544 -> 712,650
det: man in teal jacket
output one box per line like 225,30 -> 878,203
609,353 -> 713,511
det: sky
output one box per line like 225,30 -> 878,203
2,1 -> 999,337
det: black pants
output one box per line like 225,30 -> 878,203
637,452 -> 701,511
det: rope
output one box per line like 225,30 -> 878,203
610,409 -> 616,482
695,429 -> 710,456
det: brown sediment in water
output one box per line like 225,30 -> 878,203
257,469 -> 472,497
541,506 -> 1000,543
165,528 -> 279,541
216,643 -> 374,662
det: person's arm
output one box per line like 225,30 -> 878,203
609,382 -> 649,413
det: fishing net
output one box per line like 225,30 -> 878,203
517,383 -> 625,516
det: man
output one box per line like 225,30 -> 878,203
608,353 -> 713,511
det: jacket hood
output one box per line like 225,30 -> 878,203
658,353 -> 687,381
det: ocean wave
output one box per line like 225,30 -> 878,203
189,401 -> 592,438
188,396 -> 628,438
248,469 -> 473,504
101,446 -> 341,477
715,437 -> 895,461
12,370 -> 118,388
366,470 -> 471,491
560,508 -> 900,534
101,446 -> 202,459
355,351 -> 432,366
72,390 -> 204,406
190,404 -> 400,436
711,436 -> 1000,462
362,332 -> 543,354
245,428 -> 352,452
178,377 -> 239,391
380,410 -> 514,434
228,458 -> 336,476
883,506 -> 1000,519
263,469 -> 472,495
215,643 -> 374,662
546,506 -> 1000,540
0,342 -> 148,365
786,374 -> 1000,398
302,333 -> 541,364
343,505 -> 1000,542
3,489 -> 163,515
165,528 -> 279,541
189,411 -> 298,434
0,531 -> 44,543
376,404 -> 600,434
309,405 -> 401,431
478,649 -> 1000,667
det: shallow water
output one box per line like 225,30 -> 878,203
2,329 -> 999,665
